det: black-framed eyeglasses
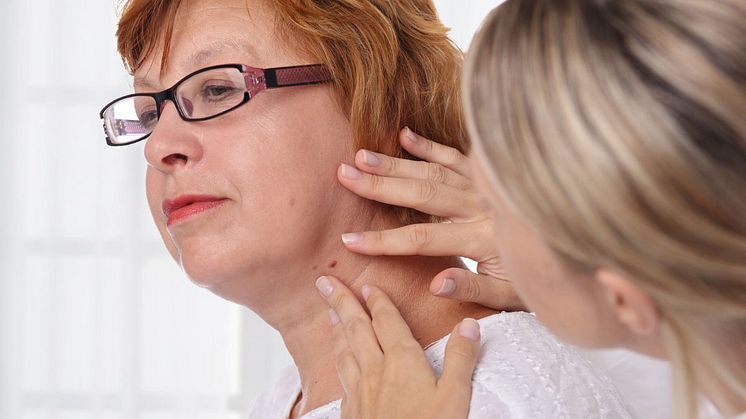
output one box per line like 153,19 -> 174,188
99,63 -> 331,146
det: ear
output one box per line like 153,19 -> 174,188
595,269 -> 660,337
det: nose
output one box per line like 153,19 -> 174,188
144,102 -> 204,173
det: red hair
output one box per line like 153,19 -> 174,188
117,0 -> 466,223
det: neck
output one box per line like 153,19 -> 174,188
207,208 -> 497,416
275,254 -> 495,416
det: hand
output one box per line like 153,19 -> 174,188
315,275 -> 480,419
337,127 -> 524,311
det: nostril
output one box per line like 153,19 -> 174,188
163,153 -> 188,165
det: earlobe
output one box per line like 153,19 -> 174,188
595,269 -> 660,337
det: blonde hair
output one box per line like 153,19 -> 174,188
464,1 -> 746,417
116,0 -> 466,224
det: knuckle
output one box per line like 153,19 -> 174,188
427,163 -> 449,184
424,136 -> 436,153
456,178 -> 473,191
335,345 -> 354,364
327,289 -> 347,310
368,296 -> 395,321
369,306 -> 393,329
416,180 -> 438,205
389,340 -> 420,357
334,340 -> 356,365
447,344 -> 476,361
370,229 -> 386,246
406,224 -> 432,250
344,315 -> 370,336
462,277 -> 483,301
368,174 -> 384,197
385,155 -> 399,174
380,371 -> 406,389
362,369 -> 381,388
446,147 -> 466,166
441,380 -> 472,402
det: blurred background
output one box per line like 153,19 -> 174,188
0,1 -> 504,418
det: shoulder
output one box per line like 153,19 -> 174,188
247,365 -> 300,419
476,312 -> 632,418
427,312 -> 634,419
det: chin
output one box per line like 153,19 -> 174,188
174,235 -> 250,289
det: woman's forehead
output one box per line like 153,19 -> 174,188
134,0 -> 276,88
133,40 -> 258,90
170,0 -> 272,61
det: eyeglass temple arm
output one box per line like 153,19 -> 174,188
111,119 -> 149,136
264,65 -> 331,89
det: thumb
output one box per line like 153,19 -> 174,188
437,319 -> 481,403
430,268 -> 525,311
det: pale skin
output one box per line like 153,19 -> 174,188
323,129 -> 746,418
137,0 -> 503,417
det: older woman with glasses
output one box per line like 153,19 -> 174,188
100,0 -> 634,418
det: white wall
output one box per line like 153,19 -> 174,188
0,2 -> 502,418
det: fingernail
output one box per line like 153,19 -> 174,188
340,163 -> 363,180
341,233 -> 363,245
315,276 -> 334,297
405,127 -> 418,143
458,318 -> 480,341
329,309 -> 340,326
362,285 -> 371,301
435,278 -> 456,296
361,150 -> 380,167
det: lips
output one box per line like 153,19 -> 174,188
162,195 -> 228,226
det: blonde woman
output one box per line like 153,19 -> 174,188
317,0 -> 746,418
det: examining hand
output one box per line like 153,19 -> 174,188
337,127 -> 524,311
315,275 -> 480,419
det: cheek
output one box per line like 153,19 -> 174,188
493,213 -> 602,343
224,89 -> 350,210
145,167 -> 179,259
222,111 -> 343,217
145,168 -> 161,217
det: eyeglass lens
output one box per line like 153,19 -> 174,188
102,67 -> 247,145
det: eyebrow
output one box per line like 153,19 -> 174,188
133,40 -> 257,91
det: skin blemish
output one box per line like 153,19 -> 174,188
312,265 -> 318,271
328,260 -> 338,268
289,198 -> 296,207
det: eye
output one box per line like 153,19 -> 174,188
136,104 -> 158,128
137,107 -> 158,128
201,83 -> 241,101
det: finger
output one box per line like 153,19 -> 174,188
338,163 -> 479,220
399,127 -> 471,178
362,286 -> 423,355
316,276 -> 384,370
437,319 -> 481,402
342,222 -> 489,260
330,308 -> 362,397
354,149 -> 471,190
340,398 -> 356,419
429,269 -> 526,311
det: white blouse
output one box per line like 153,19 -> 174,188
248,312 -> 634,419
578,347 -> 671,419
